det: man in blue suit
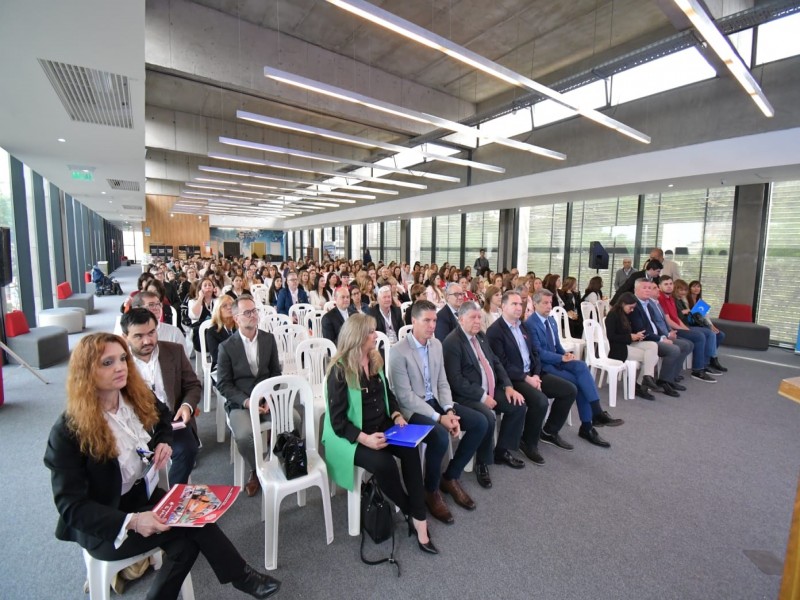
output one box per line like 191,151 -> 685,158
525,290 -> 624,448
276,270 -> 308,316
487,291 -> 578,463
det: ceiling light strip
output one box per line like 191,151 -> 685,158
237,110 -> 505,173
264,67 -> 566,159
674,0 -> 774,117
219,136 -> 461,182
323,0 -> 650,143
207,152 -> 427,189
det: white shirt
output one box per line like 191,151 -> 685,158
133,345 -> 167,408
240,329 -> 259,376
157,322 -> 191,359
338,308 -> 350,322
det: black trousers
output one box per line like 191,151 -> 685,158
513,373 -> 576,447
354,443 -> 426,521
88,484 -> 247,600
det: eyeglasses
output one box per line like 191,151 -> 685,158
144,302 -> 162,310
448,292 -> 465,298
238,308 -> 259,318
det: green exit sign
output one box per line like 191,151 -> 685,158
71,170 -> 94,181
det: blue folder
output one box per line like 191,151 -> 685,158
690,299 -> 711,316
384,424 -> 433,448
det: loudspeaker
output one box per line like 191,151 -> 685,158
588,241 -> 609,270
0,228 -> 11,287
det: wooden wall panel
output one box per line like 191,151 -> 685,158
142,195 -> 210,251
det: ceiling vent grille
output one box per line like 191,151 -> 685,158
121,204 -> 141,211
38,59 -> 133,128
107,179 -> 140,191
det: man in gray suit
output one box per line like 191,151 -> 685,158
216,295 -> 282,497
389,300 -> 490,524
614,258 -> 634,292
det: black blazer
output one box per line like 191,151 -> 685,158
611,270 -> 659,304
369,305 -> 404,337
486,317 -> 542,381
442,326 -> 512,405
43,399 -> 172,550
434,305 -> 459,342
321,306 -> 354,345
205,324 -> 234,371
628,301 -> 661,342
216,331 -> 282,412
604,309 -> 633,361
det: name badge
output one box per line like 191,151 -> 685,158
143,462 -> 159,499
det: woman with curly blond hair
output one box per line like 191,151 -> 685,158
44,333 -> 280,600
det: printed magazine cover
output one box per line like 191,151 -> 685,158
153,484 -> 240,527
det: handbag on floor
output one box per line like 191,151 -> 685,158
360,475 -> 400,576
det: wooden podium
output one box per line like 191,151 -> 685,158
778,377 -> 800,599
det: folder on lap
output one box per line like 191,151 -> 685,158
690,299 -> 711,316
384,424 -> 433,447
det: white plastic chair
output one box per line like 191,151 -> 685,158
322,300 -> 336,313
304,309 -> 325,339
250,284 -> 267,305
400,301 -> 412,321
198,320 -> 215,414
261,312 -> 290,334
374,331 -> 392,384
551,306 -> 585,359
581,301 -> 598,323
169,305 -> 179,328
273,324 -> 309,375
398,324 -> 413,341
81,466 -> 195,600
288,303 -> 314,328
248,376 -> 334,570
583,320 -> 636,407
295,337 -> 336,445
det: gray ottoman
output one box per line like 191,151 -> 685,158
6,326 -> 70,368
58,292 -> 94,314
38,308 -> 85,333
711,319 -> 771,350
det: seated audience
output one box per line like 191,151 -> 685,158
130,291 -> 191,359
370,285 -> 403,343
226,275 -> 249,300
558,276 -> 583,338
308,274 -> 332,310
276,271 -> 309,317
673,279 -> 727,373
206,294 -> 236,372
321,286 -> 353,345
610,260 -> 662,305
480,285 -> 502,333
434,282 -> 464,342
582,275 -> 604,305
267,275 -> 283,307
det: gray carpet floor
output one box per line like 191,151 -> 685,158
1,265 -> 798,599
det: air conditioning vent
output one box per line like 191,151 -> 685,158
121,204 -> 142,211
107,179 -> 140,191
38,59 -> 133,129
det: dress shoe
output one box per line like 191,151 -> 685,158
232,564 -> 281,599
666,380 -> 687,391
592,410 -> 624,427
518,441 -> 546,465
578,427 -> 611,448
494,449 -> 525,469
641,375 -> 662,391
425,491 -> 454,525
635,384 -> 655,401
406,516 -> 439,555
692,370 -> 716,383
705,365 -> 723,375
658,381 -> 680,397
440,477 -> 476,510
245,470 -> 260,497
475,463 -> 492,488
710,357 -> 728,372
539,430 -> 574,451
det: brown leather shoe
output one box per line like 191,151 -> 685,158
440,477 -> 476,511
425,490 -> 454,524
245,470 -> 260,497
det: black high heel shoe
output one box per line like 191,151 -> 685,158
407,516 -> 438,554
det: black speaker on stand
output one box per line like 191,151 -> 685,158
588,241 -> 609,271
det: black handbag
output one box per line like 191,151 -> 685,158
272,430 -> 308,480
360,475 -> 400,575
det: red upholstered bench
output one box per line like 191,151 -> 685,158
4,310 -> 69,368
711,303 -> 770,350
56,281 -> 94,313
719,303 -> 753,322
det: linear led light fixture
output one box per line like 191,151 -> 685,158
238,181 -> 371,200
673,0 -> 774,117
187,184 -> 354,206
219,136 -> 461,183
207,152 -> 427,190
237,110 -> 506,173
265,67 -> 567,159
197,165 -> 398,195
179,194 -> 313,213
323,0 -> 650,143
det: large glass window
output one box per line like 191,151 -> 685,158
435,214 -> 462,268
758,180 -> 800,344
351,225 -> 363,263
756,13 -> 800,65
0,148 -> 20,310
639,187 -> 735,314
366,223 -> 380,262
465,210 -> 500,273
415,217 -> 433,265
332,225 -> 345,259
383,220 -> 400,264
526,203 -> 569,277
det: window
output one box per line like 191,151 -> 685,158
0,147 -> 19,310
756,13 -> 800,65
383,220 -> 400,264
351,225 -> 364,263
569,197 -> 638,294
366,223 -> 380,262
416,217 -> 433,265
526,203 -> 568,277
332,225 -> 345,259
435,214 -> 462,268
758,180 -> 800,344
465,210 -> 500,272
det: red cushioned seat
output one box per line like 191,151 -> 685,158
718,303 -> 752,323
5,310 -> 30,337
84,272 -> 91,283
56,282 -> 73,300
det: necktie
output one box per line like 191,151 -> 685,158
644,303 -> 659,335
544,318 -> 556,351
470,336 -> 495,397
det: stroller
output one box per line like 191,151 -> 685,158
91,265 -> 123,296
